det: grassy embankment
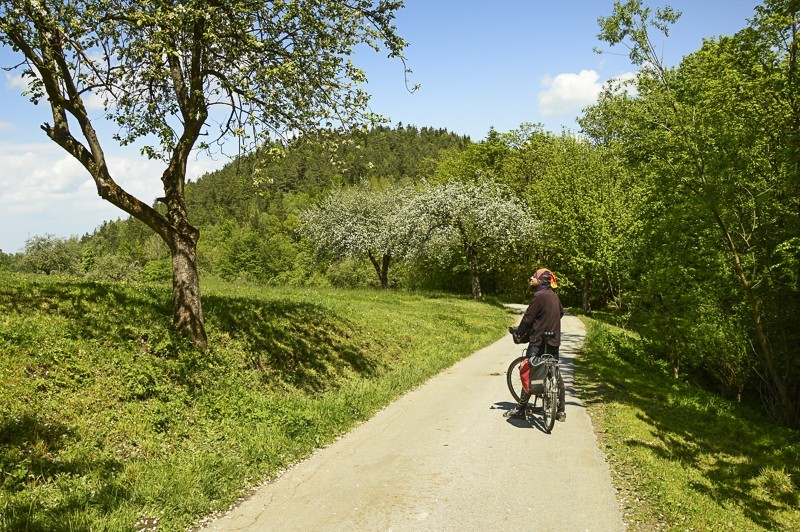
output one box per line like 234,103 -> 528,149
0,272 -> 511,530
576,314 -> 800,531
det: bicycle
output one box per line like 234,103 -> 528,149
506,331 -> 561,433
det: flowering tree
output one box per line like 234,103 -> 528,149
302,183 -> 418,288
413,180 -> 535,298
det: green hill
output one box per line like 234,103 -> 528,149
0,271 -> 509,530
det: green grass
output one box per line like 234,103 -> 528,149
0,272 -> 511,531
575,316 -> 800,531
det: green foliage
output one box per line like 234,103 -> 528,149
140,258 -> 172,283
85,253 -> 142,283
577,316 -> 800,530
247,125 -> 471,195
502,128 -> 639,311
324,257 -> 378,288
21,234 -> 82,276
585,0 -> 800,427
0,250 -> 11,271
0,271 -> 508,530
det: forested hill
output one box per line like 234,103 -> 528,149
20,125 -> 472,288
184,125 -> 471,228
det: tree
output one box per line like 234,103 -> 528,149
0,249 -> 11,271
0,0 -> 408,348
503,127 -> 640,313
22,234 -> 81,275
302,181 -> 418,288
587,0 -> 800,426
413,179 -> 534,298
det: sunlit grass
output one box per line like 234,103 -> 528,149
575,316 -> 800,531
0,272 -> 511,530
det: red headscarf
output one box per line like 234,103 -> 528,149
535,268 -> 558,288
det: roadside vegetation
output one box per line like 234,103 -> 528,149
576,314 -> 800,531
0,271 -> 509,530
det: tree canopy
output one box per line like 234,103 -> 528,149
0,0 -> 409,347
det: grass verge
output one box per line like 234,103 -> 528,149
575,316 -> 800,531
0,272 -> 511,531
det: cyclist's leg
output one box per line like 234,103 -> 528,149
525,341 -> 542,359
556,372 -> 566,413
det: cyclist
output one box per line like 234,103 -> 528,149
504,268 -> 566,421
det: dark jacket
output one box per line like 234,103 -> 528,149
517,287 -> 564,347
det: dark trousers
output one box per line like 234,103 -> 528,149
519,341 -> 565,412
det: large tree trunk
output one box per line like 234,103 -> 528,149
168,230 -> 207,349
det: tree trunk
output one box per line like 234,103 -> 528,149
468,256 -> 482,298
582,273 -> 592,315
711,208 -> 797,426
368,251 -> 390,288
380,254 -> 390,288
168,230 -> 208,349
470,270 -> 482,298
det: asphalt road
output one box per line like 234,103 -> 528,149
202,309 -> 625,531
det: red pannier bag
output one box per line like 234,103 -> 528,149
519,358 -> 531,393
518,358 -> 547,395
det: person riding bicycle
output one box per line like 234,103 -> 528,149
504,268 -> 566,421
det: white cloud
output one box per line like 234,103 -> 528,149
0,140 -> 227,252
537,69 -> 639,120
607,72 -> 639,96
0,121 -> 14,131
537,70 -> 604,119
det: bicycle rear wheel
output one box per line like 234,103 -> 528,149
542,370 -> 558,433
506,356 -> 527,403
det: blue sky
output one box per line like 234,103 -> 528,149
0,0 -> 759,253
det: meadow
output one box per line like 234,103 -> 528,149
0,272 -> 510,530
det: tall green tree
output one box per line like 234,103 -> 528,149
504,127 -> 639,313
0,0 -> 408,348
586,0 -> 800,425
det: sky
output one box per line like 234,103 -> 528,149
0,0 -> 760,253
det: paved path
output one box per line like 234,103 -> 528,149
203,310 -> 624,531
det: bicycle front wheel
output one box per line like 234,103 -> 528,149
506,356 -> 527,403
542,371 -> 558,433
